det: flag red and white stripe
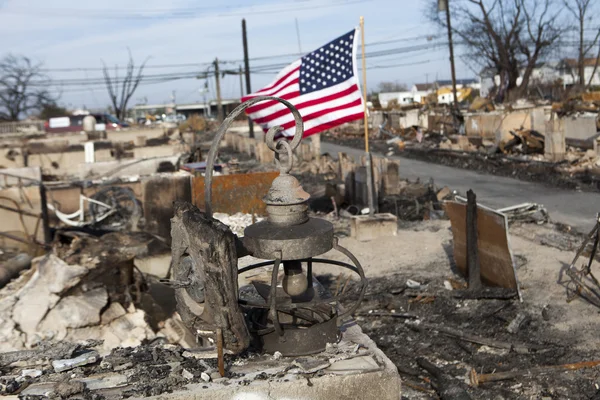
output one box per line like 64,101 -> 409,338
242,29 -> 364,138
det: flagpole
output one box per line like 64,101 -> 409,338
360,16 -> 375,217
360,16 -> 369,153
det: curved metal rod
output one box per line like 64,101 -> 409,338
270,254 -> 284,337
237,258 -> 360,275
333,237 -> 368,322
204,96 -> 304,218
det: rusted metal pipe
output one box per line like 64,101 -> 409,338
216,328 -> 225,377
470,360 -> 600,387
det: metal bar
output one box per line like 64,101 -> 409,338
270,256 -> 283,336
0,231 -> 48,248
0,171 -> 41,183
496,203 -> 536,213
0,203 -> 42,218
39,184 -> 52,244
586,216 -> 600,275
333,238 -> 368,321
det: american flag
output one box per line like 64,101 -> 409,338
242,29 -> 364,138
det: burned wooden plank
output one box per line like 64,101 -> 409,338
445,199 -> 522,299
170,201 -> 250,355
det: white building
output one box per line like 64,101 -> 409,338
378,91 -> 415,108
479,58 -> 600,97
558,58 -> 600,87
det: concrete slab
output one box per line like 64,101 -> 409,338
140,321 -> 401,400
350,213 -> 398,242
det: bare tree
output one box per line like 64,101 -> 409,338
102,50 -> 148,121
0,54 -> 57,121
429,0 -> 565,102
562,0 -> 600,87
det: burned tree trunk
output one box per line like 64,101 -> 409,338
170,201 -> 250,354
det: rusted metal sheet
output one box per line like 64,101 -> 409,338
445,201 -> 521,296
192,171 -> 279,216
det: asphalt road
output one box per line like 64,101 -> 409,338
322,141 -> 600,233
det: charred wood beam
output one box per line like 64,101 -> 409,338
416,357 -> 473,400
170,201 -> 250,355
466,189 -> 482,291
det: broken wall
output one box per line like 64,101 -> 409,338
465,108 -> 549,142
549,115 -> 597,141
142,175 -> 192,243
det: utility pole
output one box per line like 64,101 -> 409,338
214,58 -> 223,123
242,18 -> 254,138
441,0 -> 458,110
239,66 -> 244,99
295,18 -> 302,54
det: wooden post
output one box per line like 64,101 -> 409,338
466,189 -> 482,291
39,184 -> 51,245
360,17 -> 376,216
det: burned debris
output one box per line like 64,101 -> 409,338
1,98 -> 600,400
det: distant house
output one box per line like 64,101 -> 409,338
434,79 -> 480,90
132,99 -> 241,120
378,91 -> 415,108
478,59 -> 600,97
410,83 -> 436,103
557,57 -> 600,87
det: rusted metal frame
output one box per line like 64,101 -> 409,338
332,238 -> 368,321
204,96 -> 304,218
565,215 -> 600,306
238,256 -> 363,313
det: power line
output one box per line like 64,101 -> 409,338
39,34 -> 441,72
2,0 -> 371,20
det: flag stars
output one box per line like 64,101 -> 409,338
299,30 -> 354,93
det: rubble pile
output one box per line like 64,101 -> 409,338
339,271 -> 600,399
378,179 -> 452,221
0,231 -> 192,356
0,326 -> 383,398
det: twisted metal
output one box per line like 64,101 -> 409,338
204,96 -> 304,218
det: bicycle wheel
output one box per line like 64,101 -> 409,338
89,186 -> 142,230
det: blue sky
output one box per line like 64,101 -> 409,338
0,0 -> 570,110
